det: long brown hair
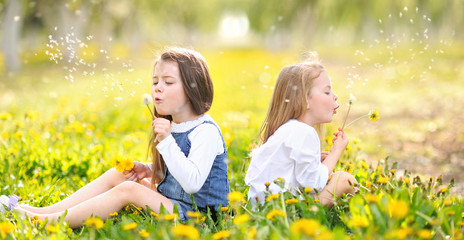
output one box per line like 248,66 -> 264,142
257,61 -> 325,145
149,47 -> 214,185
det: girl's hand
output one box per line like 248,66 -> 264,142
331,129 -> 348,154
321,151 -> 329,162
123,161 -> 149,182
152,117 -> 171,142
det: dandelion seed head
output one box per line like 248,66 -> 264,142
143,94 -> 152,105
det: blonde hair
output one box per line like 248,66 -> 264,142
257,60 -> 326,145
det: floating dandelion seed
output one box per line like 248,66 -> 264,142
143,93 -> 155,118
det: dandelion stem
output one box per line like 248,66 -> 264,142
145,105 -> 155,118
343,113 -> 369,130
280,194 -> 290,228
341,101 -> 353,131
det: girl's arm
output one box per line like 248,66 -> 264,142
322,131 -> 348,173
156,124 -> 223,194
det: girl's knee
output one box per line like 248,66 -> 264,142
112,181 -> 139,200
332,171 -> 357,194
334,171 -> 357,184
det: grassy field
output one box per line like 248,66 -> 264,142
0,45 -> 463,239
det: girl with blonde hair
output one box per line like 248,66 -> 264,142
245,55 -> 357,206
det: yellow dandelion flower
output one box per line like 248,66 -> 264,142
13,131 -> 23,139
351,215 -> 369,228
304,187 -> 313,193
377,176 -> 389,184
389,199 -> 410,219
395,227 -> 413,239
112,155 -> 134,172
0,112 -> 12,120
264,182 -> 270,187
447,211 -> 455,216
369,109 -> 380,121
416,229 -> 432,239
248,227 -> 257,239
121,159 -> 134,172
109,212 -> 118,217
213,230 -> 231,240
228,192 -> 246,204
361,161 -> 369,169
220,206 -> 229,212
139,229 -> 150,238
266,209 -> 286,220
7,148 -> 18,155
365,181 -> 372,188
404,177 -> 410,184
285,198 -> 299,205
443,200 -> 452,206
233,214 -> 249,225
186,211 -> 201,219
163,214 -> 177,221
172,224 -> 200,239
457,221 -> 464,227
387,227 -> 412,239
122,222 -> 138,231
315,229 -> 333,240
150,211 -> 159,217
30,216 -> 43,225
1,132 -> 8,140
85,217 -> 104,229
314,199 -> 320,203
46,224 -> 58,233
0,222 -> 15,237
25,111 -> 39,120
428,219 -> 439,226
439,187 -> 448,193
366,194 -> 380,203
290,218 -> 320,237
265,193 -> 279,202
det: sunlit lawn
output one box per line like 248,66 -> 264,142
1,45 -> 463,239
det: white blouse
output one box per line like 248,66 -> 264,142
148,114 -> 224,194
245,119 -> 329,205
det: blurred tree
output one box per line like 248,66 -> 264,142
1,0 -> 23,72
1,0 -> 463,73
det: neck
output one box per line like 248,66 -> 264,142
296,115 -> 316,127
172,111 -> 201,124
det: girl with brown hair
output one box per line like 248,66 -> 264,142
3,47 -> 229,227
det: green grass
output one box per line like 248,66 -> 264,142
1,45 -> 463,239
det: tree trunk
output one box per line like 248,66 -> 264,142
1,0 -> 23,72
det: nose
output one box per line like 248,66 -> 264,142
334,93 -> 338,101
154,82 -> 163,92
